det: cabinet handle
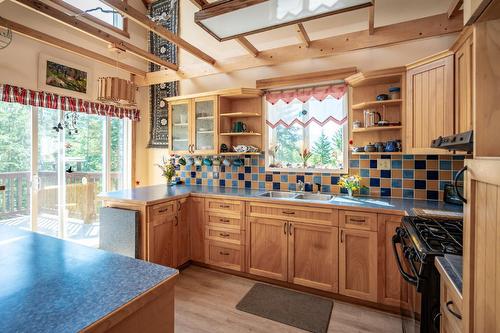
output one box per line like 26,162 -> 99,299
341,229 -> 344,243
349,218 -> 366,223
283,222 -> 287,235
219,204 -> 231,209
219,251 -> 230,256
158,208 -> 170,213
177,200 -> 181,211
282,210 -> 295,215
219,218 -> 230,223
288,223 -> 293,235
219,232 -> 230,237
174,215 -> 179,226
445,301 -> 462,320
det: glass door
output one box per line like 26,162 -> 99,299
193,96 -> 217,154
169,100 -> 191,154
0,101 -> 32,231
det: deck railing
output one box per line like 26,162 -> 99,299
0,171 -> 120,220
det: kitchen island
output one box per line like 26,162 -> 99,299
0,225 -> 178,333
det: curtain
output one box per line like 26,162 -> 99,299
265,84 -> 347,105
0,84 -> 140,121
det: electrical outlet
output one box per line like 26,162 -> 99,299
377,159 -> 391,170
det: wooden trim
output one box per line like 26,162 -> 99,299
368,2 -> 375,35
195,0 -> 373,42
48,0 -> 131,38
345,66 -> 405,87
136,13 -> 463,86
236,37 -> 259,57
0,16 -> 146,77
448,0 -> 464,18
296,23 -> 311,48
405,49 -> 455,70
100,0 -> 216,65
164,88 -> 262,102
450,25 -> 473,52
189,0 -> 209,10
256,67 -> 357,89
11,0 -> 177,71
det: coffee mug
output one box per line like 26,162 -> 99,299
233,121 -> 247,133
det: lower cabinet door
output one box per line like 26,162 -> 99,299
247,217 -> 288,281
176,199 -> 190,267
288,223 -> 339,292
149,216 -> 175,268
339,228 -> 378,302
188,197 -> 205,263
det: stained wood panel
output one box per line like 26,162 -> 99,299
176,199 -> 190,266
246,202 -> 337,226
246,217 -> 287,281
188,197 -> 205,263
406,54 -> 454,154
455,33 -> 474,133
288,223 -> 339,292
149,215 -> 175,267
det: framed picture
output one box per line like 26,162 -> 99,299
38,54 -> 93,99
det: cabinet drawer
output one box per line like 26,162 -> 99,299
206,240 -> 243,271
205,198 -> 243,216
246,202 -> 337,226
205,226 -> 243,245
440,277 -> 462,332
207,212 -> 242,229
339,210 -> 377,231
149,201 -> 176,224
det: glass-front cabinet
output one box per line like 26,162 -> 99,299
168,96 -> 217,155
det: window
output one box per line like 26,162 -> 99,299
60,0 -> 127,34
265,85 -> 348,173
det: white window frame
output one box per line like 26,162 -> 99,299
264,95 -> 349,174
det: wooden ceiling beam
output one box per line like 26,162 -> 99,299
236,37 -> 259,57
296,23 -> 311,48
136,12 -> 463,86
0,16 -> 146,77
100,0 -> 216,65
256,67 -> 358,89
189,0 -> 209,9
448,0 -> 463,18
368,1 -> 375,34
11,0 -> 177,71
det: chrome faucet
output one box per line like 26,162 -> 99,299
297,180 -> 304,192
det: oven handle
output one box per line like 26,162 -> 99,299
392,234 -> 418,286
454,166 -> 467,203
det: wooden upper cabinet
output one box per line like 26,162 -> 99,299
168,96 -> 218,155
247,217 -> 288,281
339,228 -> 378,302
377,214 -> 408,308
405,52 -> 455,154
189,197 -> 205,263
454,31 -> 474,134
288,223 -> 339,292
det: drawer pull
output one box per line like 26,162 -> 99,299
219,218 -> 230,223
349,218 -> 366,223
282,211 -> 295,215
219,204 -> 231,209
445,301 -> 462,320
219,251 -> 230,256
219,232 -> 230,237
158,208 -> 170,213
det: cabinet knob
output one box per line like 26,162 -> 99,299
219,251 -> 230,256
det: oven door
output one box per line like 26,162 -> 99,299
392,229 -> 422,333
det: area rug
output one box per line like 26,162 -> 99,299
236,283 -> 333,333
148,0 -> 179,148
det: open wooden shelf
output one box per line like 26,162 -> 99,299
219,112 -> 261,118
352,126 -> 403,133
219,152 -> 262,156
220,132 -> 262,136
351,99 -> 402,110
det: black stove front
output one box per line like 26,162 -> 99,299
393,216 -> 463,333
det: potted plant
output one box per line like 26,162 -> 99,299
156,156 -> 176,185
338,175 -> 363,197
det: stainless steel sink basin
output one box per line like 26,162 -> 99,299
258,191 -> 299,199
295,193 -> 334,201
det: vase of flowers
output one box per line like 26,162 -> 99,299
299,148 -> 312,168
156,156 -> 176,185
338,175 -> 363,197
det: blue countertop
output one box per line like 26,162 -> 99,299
99,184 -> 463,216
0,226 -> 178,333
436,254 -> 463,296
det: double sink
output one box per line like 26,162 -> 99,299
257,191 -> 334,201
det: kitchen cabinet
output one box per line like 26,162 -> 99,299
377,214 -> 408,308
288,222 -> 338,292
168,96 -> 218,155
463,0 -> 500,25
453,28 -> 474,134
339,227 -> 378,302
188,197 -> 205,263
406,52 -> 455,154
176,198 -> 190,266
436,259 -> 463,333
148,202 -> 176,267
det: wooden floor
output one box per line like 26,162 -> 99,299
175,266 -> 402,333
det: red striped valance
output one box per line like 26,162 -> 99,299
0,84 -> 140,121
265,84 -> 347,105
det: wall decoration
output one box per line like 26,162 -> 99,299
148,0 -> 179,148
0,27 -> 12,50
38,54 -> 93,99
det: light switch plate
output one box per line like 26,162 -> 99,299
377,159 -> 391,170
